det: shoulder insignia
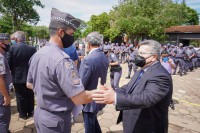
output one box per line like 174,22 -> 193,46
65,61 -> 74,69
70,70 -> 80,85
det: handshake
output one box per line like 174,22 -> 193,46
92,85 -> 116,104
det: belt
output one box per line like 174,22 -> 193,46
39,107 -> 70,115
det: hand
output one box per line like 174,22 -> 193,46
168,59 -> 172,63
92,86 -> 115,104
3,96 -> 11,106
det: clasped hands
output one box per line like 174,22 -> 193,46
92,85 -> 115,104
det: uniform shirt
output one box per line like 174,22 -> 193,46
63,44 -> 78,61
176,48 -> 185,58
108,52 -> 119,63
129,50 -> 138,61
27,42 -> 84,112
0,53 -> 12,95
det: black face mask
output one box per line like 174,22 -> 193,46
103,51 -> 108,55
60,31 -> 74,48
2,43 -> 10,52
134,55 -> 152,67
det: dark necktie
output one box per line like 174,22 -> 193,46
135,70 -> 144,85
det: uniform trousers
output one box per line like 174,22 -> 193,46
34,107 -> 71,133
0,95 -> 11,133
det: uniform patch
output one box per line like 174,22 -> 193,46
70,70 -> 80,85
0,59 -> 5,72
65,61 -> 74,69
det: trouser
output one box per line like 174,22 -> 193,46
128,61 -> 138,77
83,111 -> 102,133
173,58 -> 186,74
121,53 -> 126,63
14,83 -> 34,117
110,70 -> 122,90
0,95 -> 11,133
34,107 -> 71,133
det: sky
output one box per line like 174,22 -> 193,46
34,0 -> 200,26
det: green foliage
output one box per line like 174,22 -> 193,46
0,0 -> 44,30
84,0 -> 199,42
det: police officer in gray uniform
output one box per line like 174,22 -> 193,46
103,45 -> 122,90
126,45 -> 138,79
0,33 -> 12,133
26,8 -> 98,133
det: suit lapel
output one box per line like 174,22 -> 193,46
128,62 -> 161,93
126,70 -> 141,93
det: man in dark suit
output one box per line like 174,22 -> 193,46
93,40 -> 173,133
7,31 -> 36,119
79,32 -> 109,133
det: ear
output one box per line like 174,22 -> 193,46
58,29 -> 64,37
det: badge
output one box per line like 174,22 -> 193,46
0,59 -> 5,72
65,61 -> 74,69
70,70 -> 80,85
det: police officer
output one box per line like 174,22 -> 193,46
126,45 -> 138,79
75,42 -> 85,71
174,43 -> 186,76
120,43 -> 126,63
103,45 -> 122,90
0,33 -> 12,133
26,8 -> 97,133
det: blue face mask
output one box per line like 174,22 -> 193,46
11,40 -> 17,45
162,57 -> 169,63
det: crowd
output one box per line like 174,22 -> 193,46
0,8 -> 200,133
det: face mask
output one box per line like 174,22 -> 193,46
162,57 -> 169,63
2,43 -> 10,52
11,40 -> 17,45
60,31 -> 74,48
103,51 -> 108,55
134,55 -> 152,67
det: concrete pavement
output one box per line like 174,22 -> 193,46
9,64 -> 200,133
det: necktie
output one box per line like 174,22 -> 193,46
135,70 -> 144,85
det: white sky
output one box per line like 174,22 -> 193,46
34,0 -> 200,26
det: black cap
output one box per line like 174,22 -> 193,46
50,8 -> 81,30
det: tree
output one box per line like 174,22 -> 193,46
83,12 -> 110,41
0,0 -> 44,31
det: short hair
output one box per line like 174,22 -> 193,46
14,31 -> 26,42
86,31 -> 101,46
49,21 -> 72,36
161,50 -> 169,55
139,40 -> 161,59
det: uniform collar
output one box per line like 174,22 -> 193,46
46,42 -> 62,50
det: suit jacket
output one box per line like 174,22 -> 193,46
116,62 -> 173,133
7,42 -> 36,83
79,48 -> 109,113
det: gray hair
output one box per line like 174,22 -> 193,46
139,40 -> 161,59
14,31 -> 26,42
86,31 -> 101,46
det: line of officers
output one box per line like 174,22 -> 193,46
99,42 -> 200,80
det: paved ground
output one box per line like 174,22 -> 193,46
9,64 -> 200,133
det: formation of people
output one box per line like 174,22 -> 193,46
0,8 -> 200,133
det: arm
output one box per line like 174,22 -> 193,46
116,73 -> 172,109
0,76 -> 10,106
